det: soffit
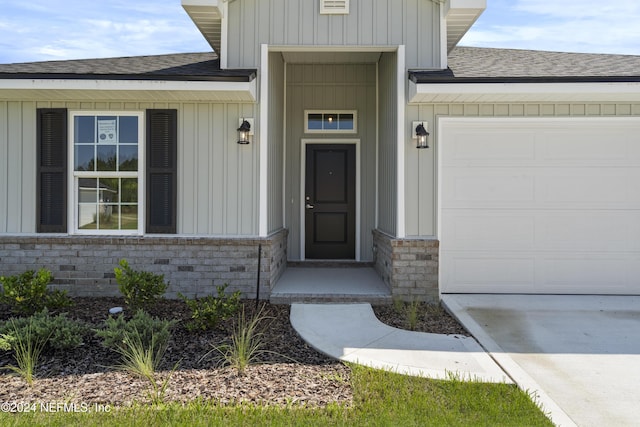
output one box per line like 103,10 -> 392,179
444,0 -> 486,52
0,79 -> 257,102
182,0 -> 222,56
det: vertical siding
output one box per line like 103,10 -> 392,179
0,101 -> 36,233
404,102 -> 640,237
268,52 -> 285,233
285,63 -> 377,260
227,0 -> 439,69
377,52 -> 397,235
0,102 -> 7,232
0,100 -> 259,237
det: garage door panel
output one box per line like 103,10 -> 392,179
443,210 -> 638,252
444,168 -> 640,209
442,213 -> 535,251
536,211 -> 637,252
447,132 -> 536,163
540,130 -> 640,164
440,118 -> 640,295
442,254 -> 535,293
539,256 -> 630,291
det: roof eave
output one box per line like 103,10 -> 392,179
0,77 -> 257,102
182,0 -> 223,57
409,79 -> 640,103
445,0 -> 487,53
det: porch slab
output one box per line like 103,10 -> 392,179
270,266 -> 391,304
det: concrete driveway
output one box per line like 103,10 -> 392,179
443,295 -> 640,427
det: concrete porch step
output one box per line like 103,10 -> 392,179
270,293 -> 392,305
269,266 -> 391,305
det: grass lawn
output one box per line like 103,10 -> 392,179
0,365 -> 553,426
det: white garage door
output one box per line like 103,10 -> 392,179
439,117 -> 640,294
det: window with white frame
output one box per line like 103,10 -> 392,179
305,110 -> 357,133
70,112 -> 143,234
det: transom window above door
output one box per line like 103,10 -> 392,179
305,110 -> 357,134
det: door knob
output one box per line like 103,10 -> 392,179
306,203 -> 315,209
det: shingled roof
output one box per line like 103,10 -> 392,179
0,52 -> 256,82
411,46 -> 640,83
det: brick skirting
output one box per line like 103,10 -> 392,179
0,229 -> 288,299
372,229 -> 439,302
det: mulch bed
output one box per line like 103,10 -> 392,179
0,298 -> 467,408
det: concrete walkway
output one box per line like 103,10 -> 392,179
290,303 -> 511,383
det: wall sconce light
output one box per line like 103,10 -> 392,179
412,121 -> 430,149
237,118 -> 253,144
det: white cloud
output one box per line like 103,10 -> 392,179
0,0 -> 211,63
461,0 -> 640,54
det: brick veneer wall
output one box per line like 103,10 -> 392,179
372,229 -> 439,302
0,229 -> 288,299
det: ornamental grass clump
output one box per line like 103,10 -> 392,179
1,319 -> 49,386
204,305 -> 286,376
113,329 -> 179,405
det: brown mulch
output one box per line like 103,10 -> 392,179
0,297 -> 467,408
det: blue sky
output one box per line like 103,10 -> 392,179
1,0 -> 640,64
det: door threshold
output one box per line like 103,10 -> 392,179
288,260 -> 373,268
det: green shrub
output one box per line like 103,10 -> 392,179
0,269 -> 72,315
0,309 -> 86,351
96,309 -> 174,355
114,259 -> 168,309
179,284 -> 242,331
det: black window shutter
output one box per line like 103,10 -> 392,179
37,108 -> 67,233
146,109 -> 177,234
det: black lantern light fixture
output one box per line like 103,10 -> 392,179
414,122 -> 430,149
237,118 -> 252,144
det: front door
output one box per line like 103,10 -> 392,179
305,144 -> 356,259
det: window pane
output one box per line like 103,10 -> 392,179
74,145 -> 95,171
97,116 -> 117,144
324,114 -> 338,130
119,116 -> 138,144
96,146 -> 117,171
338,114 -> 354,130
78,179 -> 97,203
98,178 -> 119,203
97,204 -> 118,230
120,205 -> 138,230
121,178 -> 138,203
119,145 -> 138,171
308,114 -> 323,130
78,204 -> 97,229
74,116 -> 95,144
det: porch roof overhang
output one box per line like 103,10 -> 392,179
0,73 -> 257,102
408,75 -> 640,103
182,0 -> 223,56
434,0 -> 486,53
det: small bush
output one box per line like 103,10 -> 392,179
179,284 -> 242,331
96,309 -> 175,355
114,259 -> 168,310
0,309 -> 86,351
0,269 -> 72,315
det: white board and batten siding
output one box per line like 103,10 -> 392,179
0,100 -> 259,236
439,117 -> 640,295
226,0 -> 440,69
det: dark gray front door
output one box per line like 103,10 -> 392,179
305,144 -> 356,259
